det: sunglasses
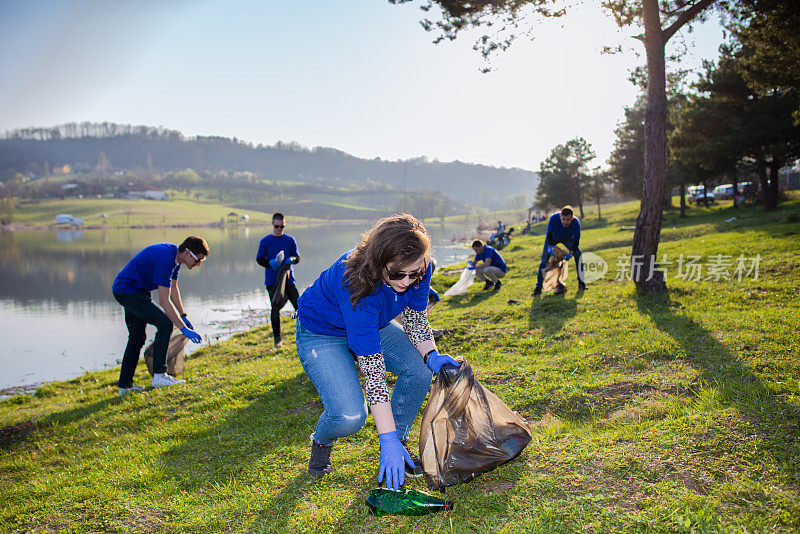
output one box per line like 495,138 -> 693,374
384,264 -> 427,282
274,224 -> 285,229
188,250 -> 205,263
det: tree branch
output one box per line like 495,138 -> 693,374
662,0 -> 716,42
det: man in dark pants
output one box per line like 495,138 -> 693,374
532,206 -> 586,296
256,213 -> 300,347
112,236 -> 208,396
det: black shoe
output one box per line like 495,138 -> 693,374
554,283 -> 567,295
483,280 -> 494,291
274,336 -> 283,348
578,281 -> 587,291
401,441 -> 424,477
532,287 -> 542,296
494,281 -> 502,291
308,438 -> 334,479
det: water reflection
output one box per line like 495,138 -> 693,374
0,222 -> 473,390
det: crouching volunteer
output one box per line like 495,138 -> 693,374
471,239 -> 508,291
532,205 -> 585,296
111,236 -> 208,396
295,214 -> 460,490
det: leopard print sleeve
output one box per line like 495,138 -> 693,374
401,307 -> 434,348
355,352 -> 390,406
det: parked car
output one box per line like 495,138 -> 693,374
713,184 -> 734,200
687,186 -> 715,204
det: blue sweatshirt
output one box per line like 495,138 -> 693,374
256,234 -> 299,286
545,213 -> 581,248
112,243 -> 180,294
297,251 -> 431,356
473,245 -> 508,273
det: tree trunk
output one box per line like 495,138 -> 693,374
732,175 -> 739,207
757,159 -> 772,210
631,0 -> 668,292
679,183 -> 686,217
597,194 -> 602,221
768,161 -> 781,210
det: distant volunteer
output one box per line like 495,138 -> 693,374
471,239 -> 508,291
295,214 -> 461,490
256,212 -> 300,348
111,237 -> 208,396
533,205 -> 585,296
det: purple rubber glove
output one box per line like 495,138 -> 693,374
425,350 -> 460,374
378,430 -> 413,491
180,326 -> 202,344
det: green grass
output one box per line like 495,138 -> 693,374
2,196 -> 800,532
11,197 -> 336,228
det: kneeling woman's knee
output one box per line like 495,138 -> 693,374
327,405 -> 368,437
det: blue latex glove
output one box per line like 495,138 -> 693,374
467,261 -> 475,271
565,253 -> 572,261
283,256 -> 294,266
268,257 -> 282,271
378,430 -> 413,491
180,314 -> 193,330
425,350 -> 460,374
547,245 -> 554,255
180,326 -> 202,344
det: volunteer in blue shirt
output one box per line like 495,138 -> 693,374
471,239 -> 508,291
533,205 -> 586,295
111,236 -> 208,396
296,214 -> 461,491
256,212 -> 300,347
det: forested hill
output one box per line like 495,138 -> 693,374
0,123 -> 537,204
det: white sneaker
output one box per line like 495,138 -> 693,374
118,384 -> 145,397
152,373 -> 186,388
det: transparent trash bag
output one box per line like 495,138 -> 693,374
444,266 -> 476,296
144,328 -> 189,376
419,361 -> 533,491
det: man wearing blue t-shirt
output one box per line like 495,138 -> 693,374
112,236 -> 208,396
256,212 -> 300,347
471,239 -> 508,291
533,206 -> 586,296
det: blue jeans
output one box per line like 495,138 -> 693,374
295,319 -> 433,445
535,240 -> 585,288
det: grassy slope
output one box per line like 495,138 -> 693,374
1,197 -> 799,533
12,198 -> 279,227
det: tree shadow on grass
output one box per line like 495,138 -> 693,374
528,295 -> 578,336
635,292 -> 800,488
0,395 -> 119,451
161,372 -> 319,491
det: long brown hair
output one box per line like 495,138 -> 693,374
344,213 -> 431,308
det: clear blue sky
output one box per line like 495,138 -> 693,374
0,0 -> 726,171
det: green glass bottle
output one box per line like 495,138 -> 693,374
366,488 -> 454,517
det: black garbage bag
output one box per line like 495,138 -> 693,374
271,263 -> 291,309
419,361 -> 533,491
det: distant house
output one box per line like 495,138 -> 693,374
119,183 -> 169,201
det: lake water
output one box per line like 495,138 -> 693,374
0,222 -> 475,391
